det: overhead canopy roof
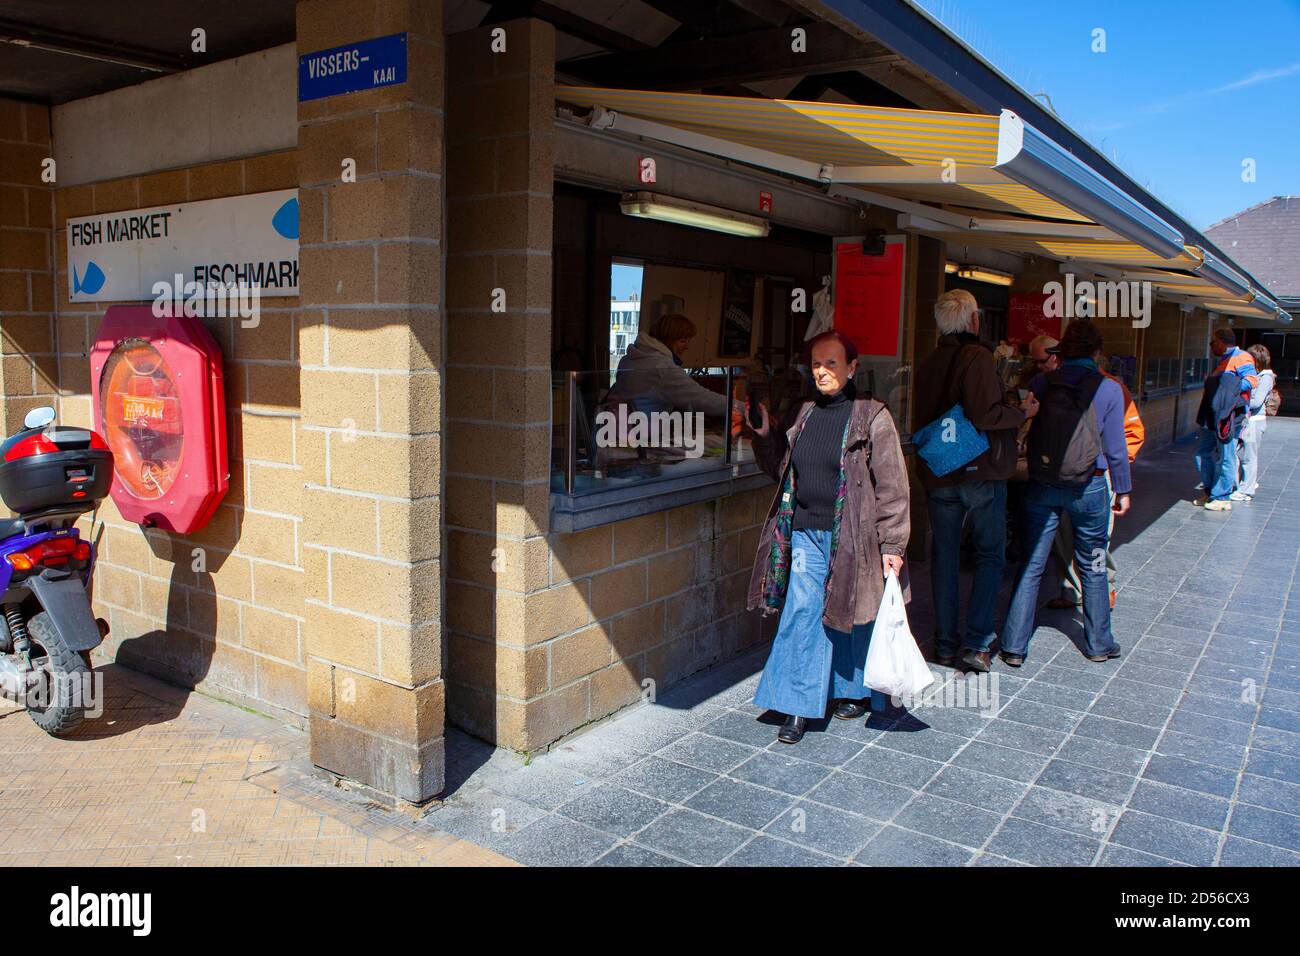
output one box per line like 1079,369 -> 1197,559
558,85 -> 1291,323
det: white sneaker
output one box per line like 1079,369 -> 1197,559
1204,499 -> 1232,512
1230,491 -> 1252,502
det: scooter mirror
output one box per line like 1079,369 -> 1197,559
23,406 -> 56,430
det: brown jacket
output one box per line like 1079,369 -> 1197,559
913,332 -> 1026,490
746,394 -> 910,632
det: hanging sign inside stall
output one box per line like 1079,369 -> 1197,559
832,236 -> 905,360
759,191 -> 773,212
66,189 -> 299,303
1008,292 -> 1060,343
298,33 -> 408,102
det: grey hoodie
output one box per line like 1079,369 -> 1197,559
606,333 -> 731,418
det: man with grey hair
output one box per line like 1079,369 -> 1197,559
914,289 -> 1038,672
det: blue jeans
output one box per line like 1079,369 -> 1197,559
927,479 -> 1007,656
1195,426 -> 1239,501
753,528 -> 888,718
1002,474 -> 1119,660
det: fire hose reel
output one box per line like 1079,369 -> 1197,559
90,305 -> 228,534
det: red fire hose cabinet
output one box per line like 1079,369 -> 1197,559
90,305 -> 228,533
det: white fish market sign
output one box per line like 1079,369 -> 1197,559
66,189 -> 299,302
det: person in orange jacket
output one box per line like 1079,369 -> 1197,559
1046,347 -> 1144,610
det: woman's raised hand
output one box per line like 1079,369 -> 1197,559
748,401 -> 771,438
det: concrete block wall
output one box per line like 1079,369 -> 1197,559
44,148 -> 308,728
296,0 -> 446,803
0,99 -> 56,435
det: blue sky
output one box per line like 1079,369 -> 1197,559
914,0 -> 1300,228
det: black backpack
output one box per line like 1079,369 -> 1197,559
1027,370 -> 1105,487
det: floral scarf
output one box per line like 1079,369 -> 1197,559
762,407 -> 854,610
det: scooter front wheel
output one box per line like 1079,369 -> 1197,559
24,612 -> 91,736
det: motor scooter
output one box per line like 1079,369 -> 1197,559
0,406 -> 113,735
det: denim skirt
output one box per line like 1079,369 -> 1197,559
753,527 -> 885,718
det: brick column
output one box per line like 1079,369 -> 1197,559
297,0 -> 445,802
443,19 -> 556,750
0,99 -> 56,435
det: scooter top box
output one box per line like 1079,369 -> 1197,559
0,426 -> 114,517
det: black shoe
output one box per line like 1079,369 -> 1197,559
960,649 -> 992,673
777,715 -> 807,744
998,651 -> 1025,668
833,699 -> 869,720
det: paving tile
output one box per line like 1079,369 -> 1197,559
1226,804 -> 1300,852
1012,680 -> 1097,713
996,698 -> 1084,733
636,809 -> 753,866
610,756 -> 717,803
722,834 -> 840,867
1036,758 -> 1136,806
988,818 -> 1102,866
496,814 -> 618,867
1236,773 -> 1300,816
950,741 -> 1050,783
593,843 -> 686,867
806,770 -> 915,822
1098,844 -> 1188,867
1109,810 -> 1220,866
763,800 -> 883,858
1088,694 -> 1175,728
1073,714 -> 1162,750
874,727 -> 970,762
728,750 -> 833,796
763,728 -> 866,767
1055,735 -> 1150,776
893,793 -> 1003,849
701,711 -> 783,748
1015,786 -> 1121,837
974,718 -> 1068,756
1142,755 -> 1239,799
656,733 -> 759,774
1127,780 -> 1231,831
854,825 -> 974,867
1155,730 -> 1247,771
555,785 -> 672,837
684,777 -> 795,830
922,765 -> 1027,815
1243,748 -> 1300,784
1165,706 -> 1254,744
1218,836 -> 1300,867
842,746 -> 944,790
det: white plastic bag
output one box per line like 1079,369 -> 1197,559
864,571 -> 934,698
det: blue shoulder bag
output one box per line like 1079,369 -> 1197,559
912,347 -> 988,477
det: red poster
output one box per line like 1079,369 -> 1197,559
1008,293 -> 1061,343
833,241 -> 904,359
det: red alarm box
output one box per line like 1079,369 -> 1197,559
90,306 -> 228,533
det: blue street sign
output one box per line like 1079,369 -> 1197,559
299,33 -> 408,102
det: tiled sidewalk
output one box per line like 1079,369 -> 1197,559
423,419 -> 1300,866
0,668 -> 515,866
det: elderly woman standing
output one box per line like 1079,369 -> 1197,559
746,331 -> 911,743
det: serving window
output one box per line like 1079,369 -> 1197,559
550,182 -> 906,532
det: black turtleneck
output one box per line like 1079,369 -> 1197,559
791,381 -> 855,530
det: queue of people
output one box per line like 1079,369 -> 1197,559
740,291 -> 1175,745
667,292 -> 1275,746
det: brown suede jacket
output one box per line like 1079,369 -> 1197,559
746,393 -> 911,631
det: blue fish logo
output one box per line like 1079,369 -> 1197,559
272,198 -> 299,240
73,261 -> 106,296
